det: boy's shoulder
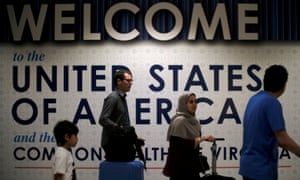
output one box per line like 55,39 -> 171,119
55,147 -> 71,155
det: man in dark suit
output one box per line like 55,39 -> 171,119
99,69 -> 137,161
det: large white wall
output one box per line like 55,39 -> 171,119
1,42 -> 300,180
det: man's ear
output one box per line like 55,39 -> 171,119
116,78 -> 122,84
64,134 -> 70,141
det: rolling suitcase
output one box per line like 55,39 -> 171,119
99,160 -> 144,180
202,138 -> 235,180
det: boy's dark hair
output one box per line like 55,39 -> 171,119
113,69 -> 132,86
263,65 -> 288,92
53,120 -> 79,146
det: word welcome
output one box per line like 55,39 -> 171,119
6,2 -> 258,41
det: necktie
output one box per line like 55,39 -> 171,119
122,94 -> 130,126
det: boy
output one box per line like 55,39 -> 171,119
53,120 -> 79,180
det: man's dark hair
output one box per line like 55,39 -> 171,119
113,69 -> 132,86
263,65 -> 288,92
53,120 -> 79,146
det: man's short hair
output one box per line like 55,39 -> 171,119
113,69 -> 132,86
263,65 -> 288,92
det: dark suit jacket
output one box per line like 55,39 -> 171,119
99,91 -> 130,146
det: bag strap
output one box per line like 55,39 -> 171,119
135,139 -> 146,169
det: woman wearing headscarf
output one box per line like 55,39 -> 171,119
163,93 -> 215,180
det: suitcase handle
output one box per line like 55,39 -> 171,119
211,138 -> 224,175
205,138 -> 225,142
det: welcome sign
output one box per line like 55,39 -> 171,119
1,1 -> 300,180
1,0 -> 300,41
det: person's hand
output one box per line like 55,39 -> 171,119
137,137 -> 145,146
112,124 -> 123,131
138,137 -> 145,141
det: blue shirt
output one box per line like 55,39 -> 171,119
239,91 -> 286,180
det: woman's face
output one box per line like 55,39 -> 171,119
186,95 -> 197,114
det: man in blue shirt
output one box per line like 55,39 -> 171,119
239,65 -> 300,180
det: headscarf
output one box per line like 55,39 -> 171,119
166,93 -> 201,141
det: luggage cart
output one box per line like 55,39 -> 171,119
202,138 -> 236,180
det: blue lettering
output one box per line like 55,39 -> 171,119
161,147 -> 168,161
157,98 -> 172,124
279,148 -> 291,159
75,147 -> 102,161
12,98 -> 38,125
42,147 -> 55,160
73,66 -> 87,91
27,147 -> 40,160
168,65 -> 183,91
76,147 -> 89,161
44,98 -> 56,124
91,65 -> 106,91
14,147 -> 26,160
152,147 -> 159,161
13,65 -> 30,92
184,65 -> 208,91
136,98 -> 150,125
91,147 -> 102,161
228,65 -> 242,91
229,147 -> 238,160
218,98 -> 241,124
74,99 -> 96,124
210,65 -> 224,91
14,146 -> 102,161
37,65 -> 57,91
216,146 -> 238,160
64,65 -> 69,91
247,64 -> 262,91
149,64 -> 164,92
199,97 -> 214,125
